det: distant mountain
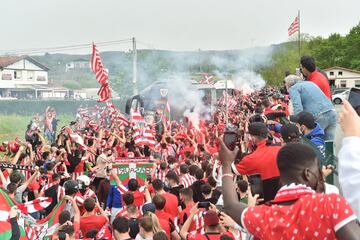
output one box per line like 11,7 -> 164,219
32,44 -> 282,96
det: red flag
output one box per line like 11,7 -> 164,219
288,16 -> 299,36
91,43 -> 112,102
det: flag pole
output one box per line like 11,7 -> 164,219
298,10 -> 301,60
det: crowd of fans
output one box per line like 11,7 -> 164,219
1,56 -> 360,240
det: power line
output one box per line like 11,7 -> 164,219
0,39 -> 133,55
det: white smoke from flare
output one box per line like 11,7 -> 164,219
233,71 -> 266,94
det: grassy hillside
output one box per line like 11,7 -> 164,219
0,114 -> 74,143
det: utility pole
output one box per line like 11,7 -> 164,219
198,48 -> 202,73
250,38 -> 255,73
132,37 -> 138,95
225,79 -> 228,127
298,10 -> 301,60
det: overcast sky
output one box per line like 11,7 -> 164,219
1,0 -> 359,54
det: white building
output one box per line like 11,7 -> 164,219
65,59 -> 89,72
324,66 -> 360,88
0,55 -> 68,99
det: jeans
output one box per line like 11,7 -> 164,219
110,207 -> 122,223
316,110 -> 337,141
44,129 -> 54,143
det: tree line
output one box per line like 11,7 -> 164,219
259,22 -> 360,86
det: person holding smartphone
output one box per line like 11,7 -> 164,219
231,122 -> 281,202
180,203 -> 234,240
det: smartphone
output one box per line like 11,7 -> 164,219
223,130 -> 238,151
267,124 -> 275,132
348,88 -> 360,114
248,174 -> 264,199
146,175 -> 152,184
198,201 -> 210,209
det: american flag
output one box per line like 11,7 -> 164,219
91,43 -> 112,102
288,16 -> 299,37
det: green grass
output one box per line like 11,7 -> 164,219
0,114 -> 74,143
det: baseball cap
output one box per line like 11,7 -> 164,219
280,123 -> 300,143
248,122 -> 268,138
203,210 -> 220,226
142,203 -> 156,214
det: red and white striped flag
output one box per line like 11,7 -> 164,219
288,16 -> 299,36
131,110 -> 145,123
16,197 -> 52,214
91,43 -> 112,102
133,126 -> 156,148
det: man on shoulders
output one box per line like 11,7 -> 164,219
300,55 -> 331,99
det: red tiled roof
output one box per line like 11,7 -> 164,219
0,55 -> 49,70
0,56 -> 22,67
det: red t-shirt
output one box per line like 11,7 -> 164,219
233,140 -> 280,180
74,159 -> 85,173
207,145 -> 218,155
307,71 -> 331,99
158,217 -> 174,239
184,146 -> 195,154
156,210 -> 173,222
162,192 -> 179,220
179,202 -> 204,233
132,190 -> 145,207
116,207 -> 128,218
242,193 -> 356,240
80,215 -> 108,236
118,185 -> 145,208
27,179 -> 40,192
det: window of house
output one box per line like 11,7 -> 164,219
355,80 -> 360,88
338,71 -> 343,76
14,71 -> 22,80
340,80 -> 347,88
27,71 -> 34,80
1,73 -> 12,80
329,71 -> 334,76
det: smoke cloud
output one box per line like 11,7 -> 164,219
135,46 -> 274,121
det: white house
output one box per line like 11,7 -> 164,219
0,55 -> 70,99
324,66 -> 360,88
65,59 -> 89,72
